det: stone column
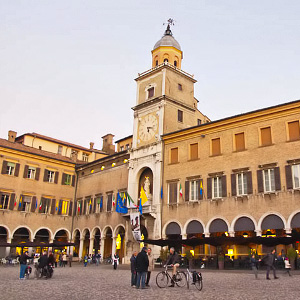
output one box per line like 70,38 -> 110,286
89,237 -> 94,255
181,234 -> 187,255
100,237 -> 105,259
285,228 -> 292,234
111,236 -> 117,256
48,239 -> 54,252
255,230 -> 262,237
6,237 -> 11,257
229,231 -> 235,237
28,238 -> 34,255
78,238 -> 84,260
69,241 -> 74,255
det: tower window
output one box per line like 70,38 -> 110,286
164,58 -> 169,63
174,61 -> 177,67
178,84 -> 182,91
155,60 -> 158,66
148,87 -> 154,98
178,110 -> 183,122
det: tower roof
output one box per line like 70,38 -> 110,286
153,25 -> 181,51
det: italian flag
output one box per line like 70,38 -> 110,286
112,194 -> 116,207
179,183 -> 183,198
127,193 -> 137,208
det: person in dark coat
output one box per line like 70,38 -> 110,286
135,247 -> 149,289
250,254 -> 259,279
130,251 -> 137,287
38,251 -> 48,269
19,251 -> 31,279
262,249 -> 279,280
48,250 -> 55,266
165,247 -> 181,287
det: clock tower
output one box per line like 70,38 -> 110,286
128,22 -> 209,251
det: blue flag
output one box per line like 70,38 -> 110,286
160,186 -> 163,200
116,192 -> 128,214
139,198 -> 142,215
100,197 -> 103,208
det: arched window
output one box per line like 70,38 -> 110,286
174,61 -> 177,67
155,60 -> 158,66
164,58 -> 168,63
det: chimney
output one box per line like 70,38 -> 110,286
90,142 -> 94,150
8,130 -> 17,142
102,134 -> 115,155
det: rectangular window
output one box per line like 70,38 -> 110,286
65,174 -> 72,186
292,164 -> 300,189
261,127 -> 272,146
27,167 -> 36,179
120,146 -> 124,151
236,173 -> 248,196
7,162 -> 15,175
288,121 -> 300,141
168,182 -> 178,204
107,194 -> 112,212
21,196 -> 31,212
47,170 -> 55,183
170,148 -> 178,164
77,200 -> 83,215
178,110 -> 183,122
148,87 -> 154,98
57,145 -> 63,155
0,194 -> 9,209
211,138 -> 221,156
190,143 -> 198,160
178,83 -> 182,91
86,198 -> 92,215
235,133 -> 245,151
197,119 -> 202,125
82,153 -> 89,162
212,177 -> 222,199
126,144 -> 130,149
263,169 -> 275,192
39,198 -> 50,214
95,195 -> 103,213
190,180 -> 199,201
61,200 -> 69,215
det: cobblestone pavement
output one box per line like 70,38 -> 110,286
1,264 -> 300,300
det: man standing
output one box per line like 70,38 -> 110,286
165,247 -> 181,287
19,251 -> 30,279
263,249 -> 279,280
130,251 -> 137,287
146,248 -> 154,287
136,247 -> 149,289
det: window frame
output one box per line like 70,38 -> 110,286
7,162 -> 15,176
147,87 -> 154,99
236,173 -> 248,196
21,196 -> 31,212
292,164 -> 300,189
168,182 -> 178,204
61,200 -> 69,215
178,110 -> 183,123
47,170 -> 55,183
212,177 -> 222,199
82,153 -> 89,162
106,194 -> 113,212
190,180 -> 199,201
0,194 -> 9,210
27,166 -> 36,179
263,168 -> 275,193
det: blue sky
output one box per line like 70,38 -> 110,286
1,0 -> 299,149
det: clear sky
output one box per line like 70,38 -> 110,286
1,0 -> 299,150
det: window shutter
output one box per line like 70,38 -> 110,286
93,198 -> 96,213
83,200 -> 87,215
18,195 -> 23,211
23,165 -> 29,178
211,138 -> 221,156
231,174 -> 236,196
190,144 -> 198,160
169,184 -> 174,204
58,200 -> 62,215
207,178 -> 212,199
288,121 -> 300,141
222,175 -> 227,198
9,193 -> 15,210
51,199 -> 56,215
285,165 -> 293,190
74,200 -> 77,216
247,171 -> 253,194
54,172 -> 59,184
69,201 -> 73,216
261,127 -> 272,146
185,181 -> 189,201
170,148 -> 178,164
274,167 -> 281,191
31,196 -> 36,212
61,173 -> 66,185
14,163 -> 20,177
1,160 -> 7,174
43,169 -> 48,182
35,168 -> 40,181
235,133 -> 245,151
197,179 -> 203,200
72,175 -> 76,187
257,170 -> 264,193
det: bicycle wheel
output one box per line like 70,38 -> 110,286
195,277 -> 203,291
156,272 -> 168,288
175,271 -> 186,287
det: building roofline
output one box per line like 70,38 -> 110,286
115,135 -> 133,144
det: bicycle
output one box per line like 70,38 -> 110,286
185,267 -> 203,291
156,265 -> 186,288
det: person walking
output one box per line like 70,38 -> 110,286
262,249 -> 279,280
130,251 -> 137,287
250,254 -> 259,279
136,247 -> 149,289
146,248 -> 154,287
48,250 -> 55,267
68,253 -> 73,267
112,253 -> 119,270
83,255 -> 88,267
62,252 -> 67,267
284,257 -> 292,276
19,251 -> 31,280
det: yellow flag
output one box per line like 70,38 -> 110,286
140,186 -> 148,206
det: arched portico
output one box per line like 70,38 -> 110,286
102,226 -> 113,259
114,225 -> 126,263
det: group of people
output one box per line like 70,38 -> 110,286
83,253 -> 102,267
251,249 -> 292,279
130,247 -> 180,289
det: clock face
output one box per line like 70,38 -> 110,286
138,114 -> 158,142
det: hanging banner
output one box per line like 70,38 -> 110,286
130,212 -> 141,241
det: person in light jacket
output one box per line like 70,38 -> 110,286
146,248 -> 154,287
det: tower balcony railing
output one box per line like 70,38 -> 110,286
137,62 -> 194,79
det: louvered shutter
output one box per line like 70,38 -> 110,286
231,174 -> 236,196
207,178 -> 212,199
14,163 -> 20,177
43,170 -> 48,182
1,161 -> 7,174
69,201 -> 73,216
9,193 -> 15,210
274,167 -> 281,191
58,200 -> 62,215
35,168 -> 40,181
51,199 -> 56,215
54,172 -> 59,184
185,181 -> 189,201
247,171 -> 253,194
222,175 -> 227,198
72,175 -> 76,187
31,196 -> 36,212
23,165 -> 29,178
285,165 -> 293,190
257,170 -> 264,193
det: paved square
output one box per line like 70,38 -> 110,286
0,264 -> 299,300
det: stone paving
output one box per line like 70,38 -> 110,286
0,263 -> 300,300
